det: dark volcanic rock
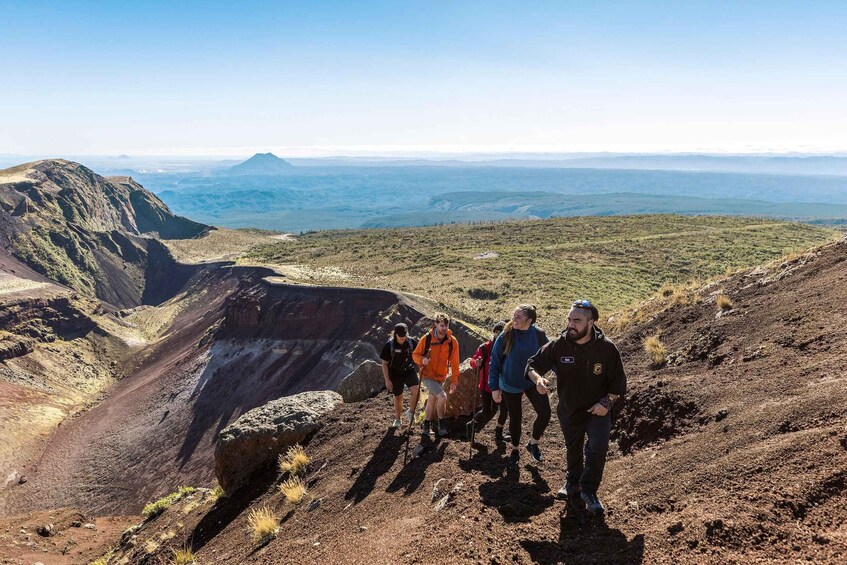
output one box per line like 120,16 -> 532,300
337,360 -> 384,402
214,390 -> 342,495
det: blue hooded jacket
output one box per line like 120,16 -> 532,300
488,325 -> 548,393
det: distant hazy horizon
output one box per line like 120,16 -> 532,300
3,1 -> 847,156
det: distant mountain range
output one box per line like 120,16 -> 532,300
227,152 -> 293,176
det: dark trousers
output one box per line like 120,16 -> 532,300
473,390 -> 508,428
559,407 -> 611,494
502,387 -> 551,447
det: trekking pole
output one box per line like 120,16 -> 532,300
468,365 -> 479,460
403,386 -> 420,465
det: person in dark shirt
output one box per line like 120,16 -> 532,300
526,299 -> 626,514
379,323 -> 420,428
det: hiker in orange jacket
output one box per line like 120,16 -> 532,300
412,312 -> 461,439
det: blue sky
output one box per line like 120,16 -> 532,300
2,1 -> 846,156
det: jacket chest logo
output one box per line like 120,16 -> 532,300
593,363 -> 603,375
561,356 -> 575,364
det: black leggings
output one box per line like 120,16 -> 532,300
501,387 -> 551,447
474,390 -> 508,428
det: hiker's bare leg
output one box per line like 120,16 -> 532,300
394,394 -> 404,419
436,392 -> 448,419
425,397 -> 436,420
409,385 -> 420,415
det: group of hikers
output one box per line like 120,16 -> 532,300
379,300 -> 627,515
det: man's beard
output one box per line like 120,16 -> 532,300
566,326 -> 590,342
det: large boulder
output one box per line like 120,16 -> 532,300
337,360 -> 384,402
444,359 -> 480,418
214,390 -> 342,494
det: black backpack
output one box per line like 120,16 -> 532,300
388,337 -> 416,370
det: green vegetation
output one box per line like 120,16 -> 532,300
13,227 -> 101,294
142,486 -> 197,520
244,215 -> 838,333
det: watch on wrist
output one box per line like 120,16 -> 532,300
599,396 -> 612,410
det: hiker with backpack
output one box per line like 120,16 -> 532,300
490,304 -> 550,470
380,323 -> 419,428
412,313 -> 460,439
526,299 -> 626,515
466,320 -> 510,444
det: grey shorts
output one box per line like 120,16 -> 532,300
421,378 -> 445,396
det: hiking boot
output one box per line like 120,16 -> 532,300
494,427 -> 507,445
507,449 -> 520,470
525,442 -> 543,463
581,492 -> 605,514
391,418 -> 402,428
421,420 -> 431,440
438,420 -> 448,438
556,481 -> 580,499
465,420 -> 475,441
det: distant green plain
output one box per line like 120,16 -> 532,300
244,215 -> 839,334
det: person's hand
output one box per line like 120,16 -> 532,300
536,377 -> 548,395
587,403 -> 608,416
384,379 -> 393,393
421,356 -> 430,366
492,390 -> 502,403
449,382 -> 457,394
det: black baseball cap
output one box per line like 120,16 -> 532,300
394,323 -> 408,337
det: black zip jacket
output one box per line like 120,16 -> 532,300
526,326 -> 626,425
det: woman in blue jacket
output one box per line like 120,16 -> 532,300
489,304 -> 551,470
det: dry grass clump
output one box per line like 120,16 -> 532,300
657,281 -> 700,307
643,334 -> 667,367
278,444 -> 310,476
280,476 -> 308,505
169,546 -> 196,565
247,506 -> 280,545
716,293 -> 733,311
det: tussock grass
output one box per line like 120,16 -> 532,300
142,486 -> 197,520
644,334 -> 667,367
211,484 -> 225,500
716,294 -> 733,311
169,546 -> 196,565
279,476 -> 307,505
278,444 -> 310,476
247,506 -> 280,544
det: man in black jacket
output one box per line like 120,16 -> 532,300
526,299 -> 626,514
